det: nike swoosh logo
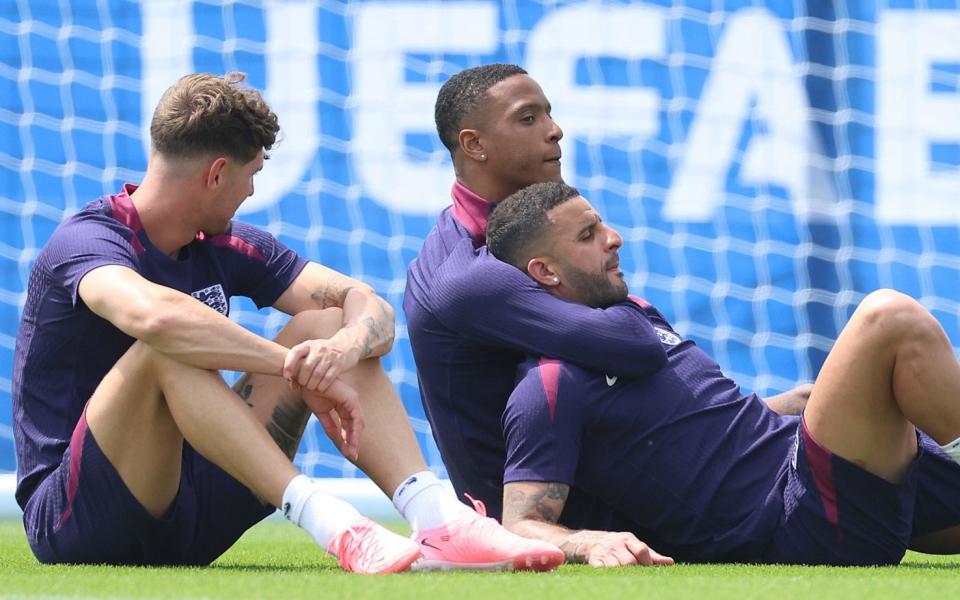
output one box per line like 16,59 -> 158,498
419,538 -> 442,551
605,375 -> 617,387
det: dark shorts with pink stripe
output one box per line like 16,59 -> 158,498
762,419 -> 960,566
21,411 -> 275,565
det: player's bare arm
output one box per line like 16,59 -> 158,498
764,383 -> 813,416
79,264 -> 288,375
502,481 -> 674,568
81,264 -> 363,457
273,262 -> 395,392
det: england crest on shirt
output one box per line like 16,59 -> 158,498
655,327 -> 682,346
191,283 -> 229,315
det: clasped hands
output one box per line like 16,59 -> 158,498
282,338 -> 363,461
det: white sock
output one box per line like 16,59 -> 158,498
282,474 -> 363,549
940,435 -> 960,465
391,471 -> 471,531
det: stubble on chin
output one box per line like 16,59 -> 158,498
565,268 -> 628,308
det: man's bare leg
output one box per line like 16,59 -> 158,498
231,309 -> 347,459
178,307 -> 562,570
233,310 -> 562,570
84,308 -> 347,518
87,309 -> 369,515
85,340 -> 300,513
227,308 -> 428,496
83,316 -> 420,573
338,359 -> 429,496
804,289 -> 960,482
220,308 -> 447,531
84,342 -> 187,517
259,312 -> 459,529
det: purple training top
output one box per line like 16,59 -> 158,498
403,181 -> 667,519
503,298 -> 799,562
12,184 -> 308,509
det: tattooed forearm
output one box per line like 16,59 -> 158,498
357,315 -> 387,358
502,482 -> 584,562
504,482 -> 570,524
310,283 -> 336,309
310,280 -> 350,310
350,297 -> 394,359
311,282 -> 395,359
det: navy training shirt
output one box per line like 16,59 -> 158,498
12,184 -> 308,508
503,299 -> 799,562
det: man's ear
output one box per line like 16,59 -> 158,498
203,157 -> 228,189
458,128 -> 485,163
527,257 -> 560,288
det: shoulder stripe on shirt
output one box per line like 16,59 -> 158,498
201,233 -> 267,263
537,357 -> 561,422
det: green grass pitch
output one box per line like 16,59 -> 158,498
2,519 -> 960,599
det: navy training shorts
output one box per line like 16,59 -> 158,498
763,418 -> 960,565
22,408 -> 275,565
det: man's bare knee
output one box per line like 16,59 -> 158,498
855,289 -> 915,323
274,308 -> 344,348
119,340 -> 162,376
854,289 -> 940,346
88,341 -> 167,413
142,344 -> 222,393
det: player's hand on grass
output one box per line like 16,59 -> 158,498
301,379 -> 363,461
569,530 -> 674,567
283,336 -> 361,393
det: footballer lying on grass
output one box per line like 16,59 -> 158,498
487,181 -> 960,567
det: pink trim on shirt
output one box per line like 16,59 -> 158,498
57,407 -> 90,529
200,232 -> 267,263
628,294 -> 652,308
108,184 -> 145,254
450,181 -> 494,246
538,358 -> 561,422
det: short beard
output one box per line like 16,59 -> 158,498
563,267 -> 628,308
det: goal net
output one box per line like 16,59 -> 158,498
2,0 -> 959,486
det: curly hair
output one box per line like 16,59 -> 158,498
150,72 -> 279,163
434,63 -> 527,158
